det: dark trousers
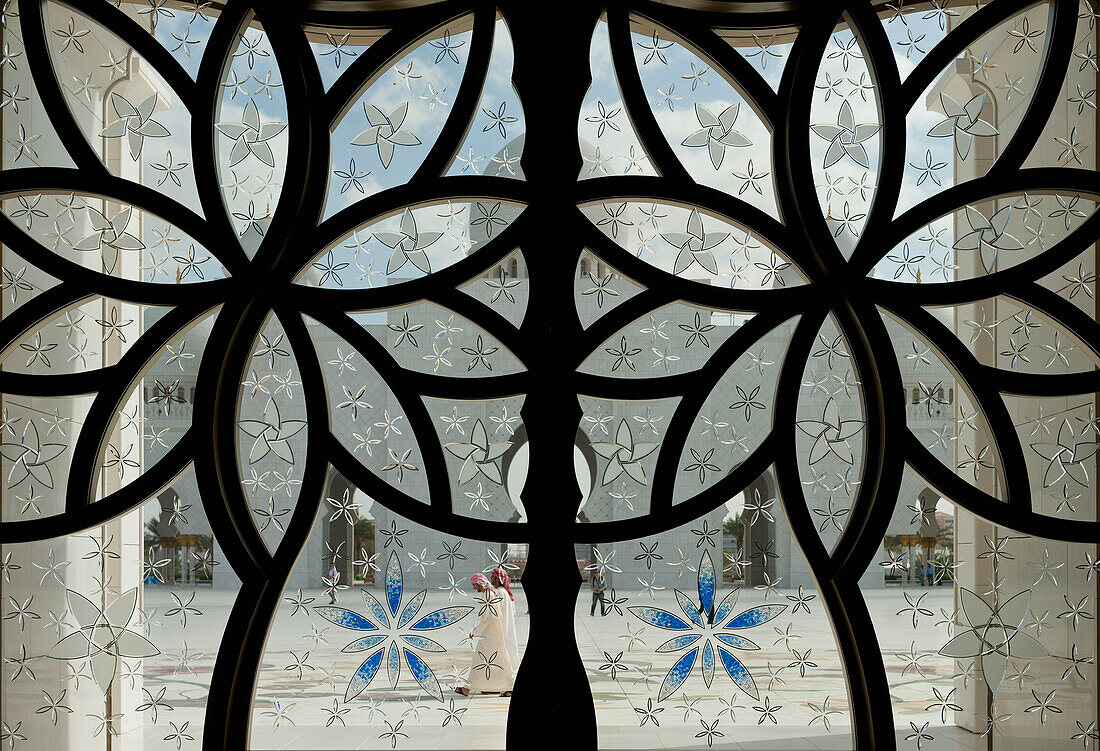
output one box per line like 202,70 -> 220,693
590,590 -> 606,616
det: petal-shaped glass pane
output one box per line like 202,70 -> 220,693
578,21 -> 653,180
300,201 -> 524,291
630,19 -> 779,217
1,191 -> 229,284
307,317 -> 430,506
876,191 -> 1097,283
579,304 -> 756,378
811,22 -> 881,254
879,309 -> 1007,503
327,21 -> 473,216
92,305 -> 218,500
581,201 -> 804,287
0,302 -> 217,515
795,315 -> 866,551
217,24 -> 287,258
447,18 -> 525,179
43,0 -> 197,199
901,3 -> 1054,214
670,315 -> 797,506
237,315 -> 309,550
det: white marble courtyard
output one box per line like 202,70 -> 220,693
113,583 -> 1003,750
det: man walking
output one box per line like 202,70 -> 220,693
327,562 -> 339,604
590,570 -> 607,616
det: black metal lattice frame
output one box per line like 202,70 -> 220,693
0,0 -> 1098,748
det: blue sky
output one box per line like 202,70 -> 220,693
125,7 -> 1045,289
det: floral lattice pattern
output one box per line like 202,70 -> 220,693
0,1 -> 1097,749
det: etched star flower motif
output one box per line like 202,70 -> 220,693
796,397 -> 865,465
443,418 -> 511,485
953,205 -> 1024,274
1030,419 -> 1099,488
938,588 -> 1048,693
47,588 -> 159,692
352,101 -> 422,168
99,92 -> 170,160
592,419 -> 660,486
0,419 -> 66,488
215,98 -> 287,168
373,209 -> 443,275
661,208 -> 729,276
236,397 -> 307,464
928,92 -> 999,159
811,99 -> 880,169
73,206 -> 145,261
680,103 -> 752,169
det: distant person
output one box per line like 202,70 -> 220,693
327,562 -> 339,603
590,570 -> 607,617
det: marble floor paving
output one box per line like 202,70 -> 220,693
64,582 -> 1016,749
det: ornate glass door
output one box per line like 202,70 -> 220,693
0,1 -> 1097,749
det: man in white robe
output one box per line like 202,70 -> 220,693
458,573 -> 514,695
491,567 -> 521,681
